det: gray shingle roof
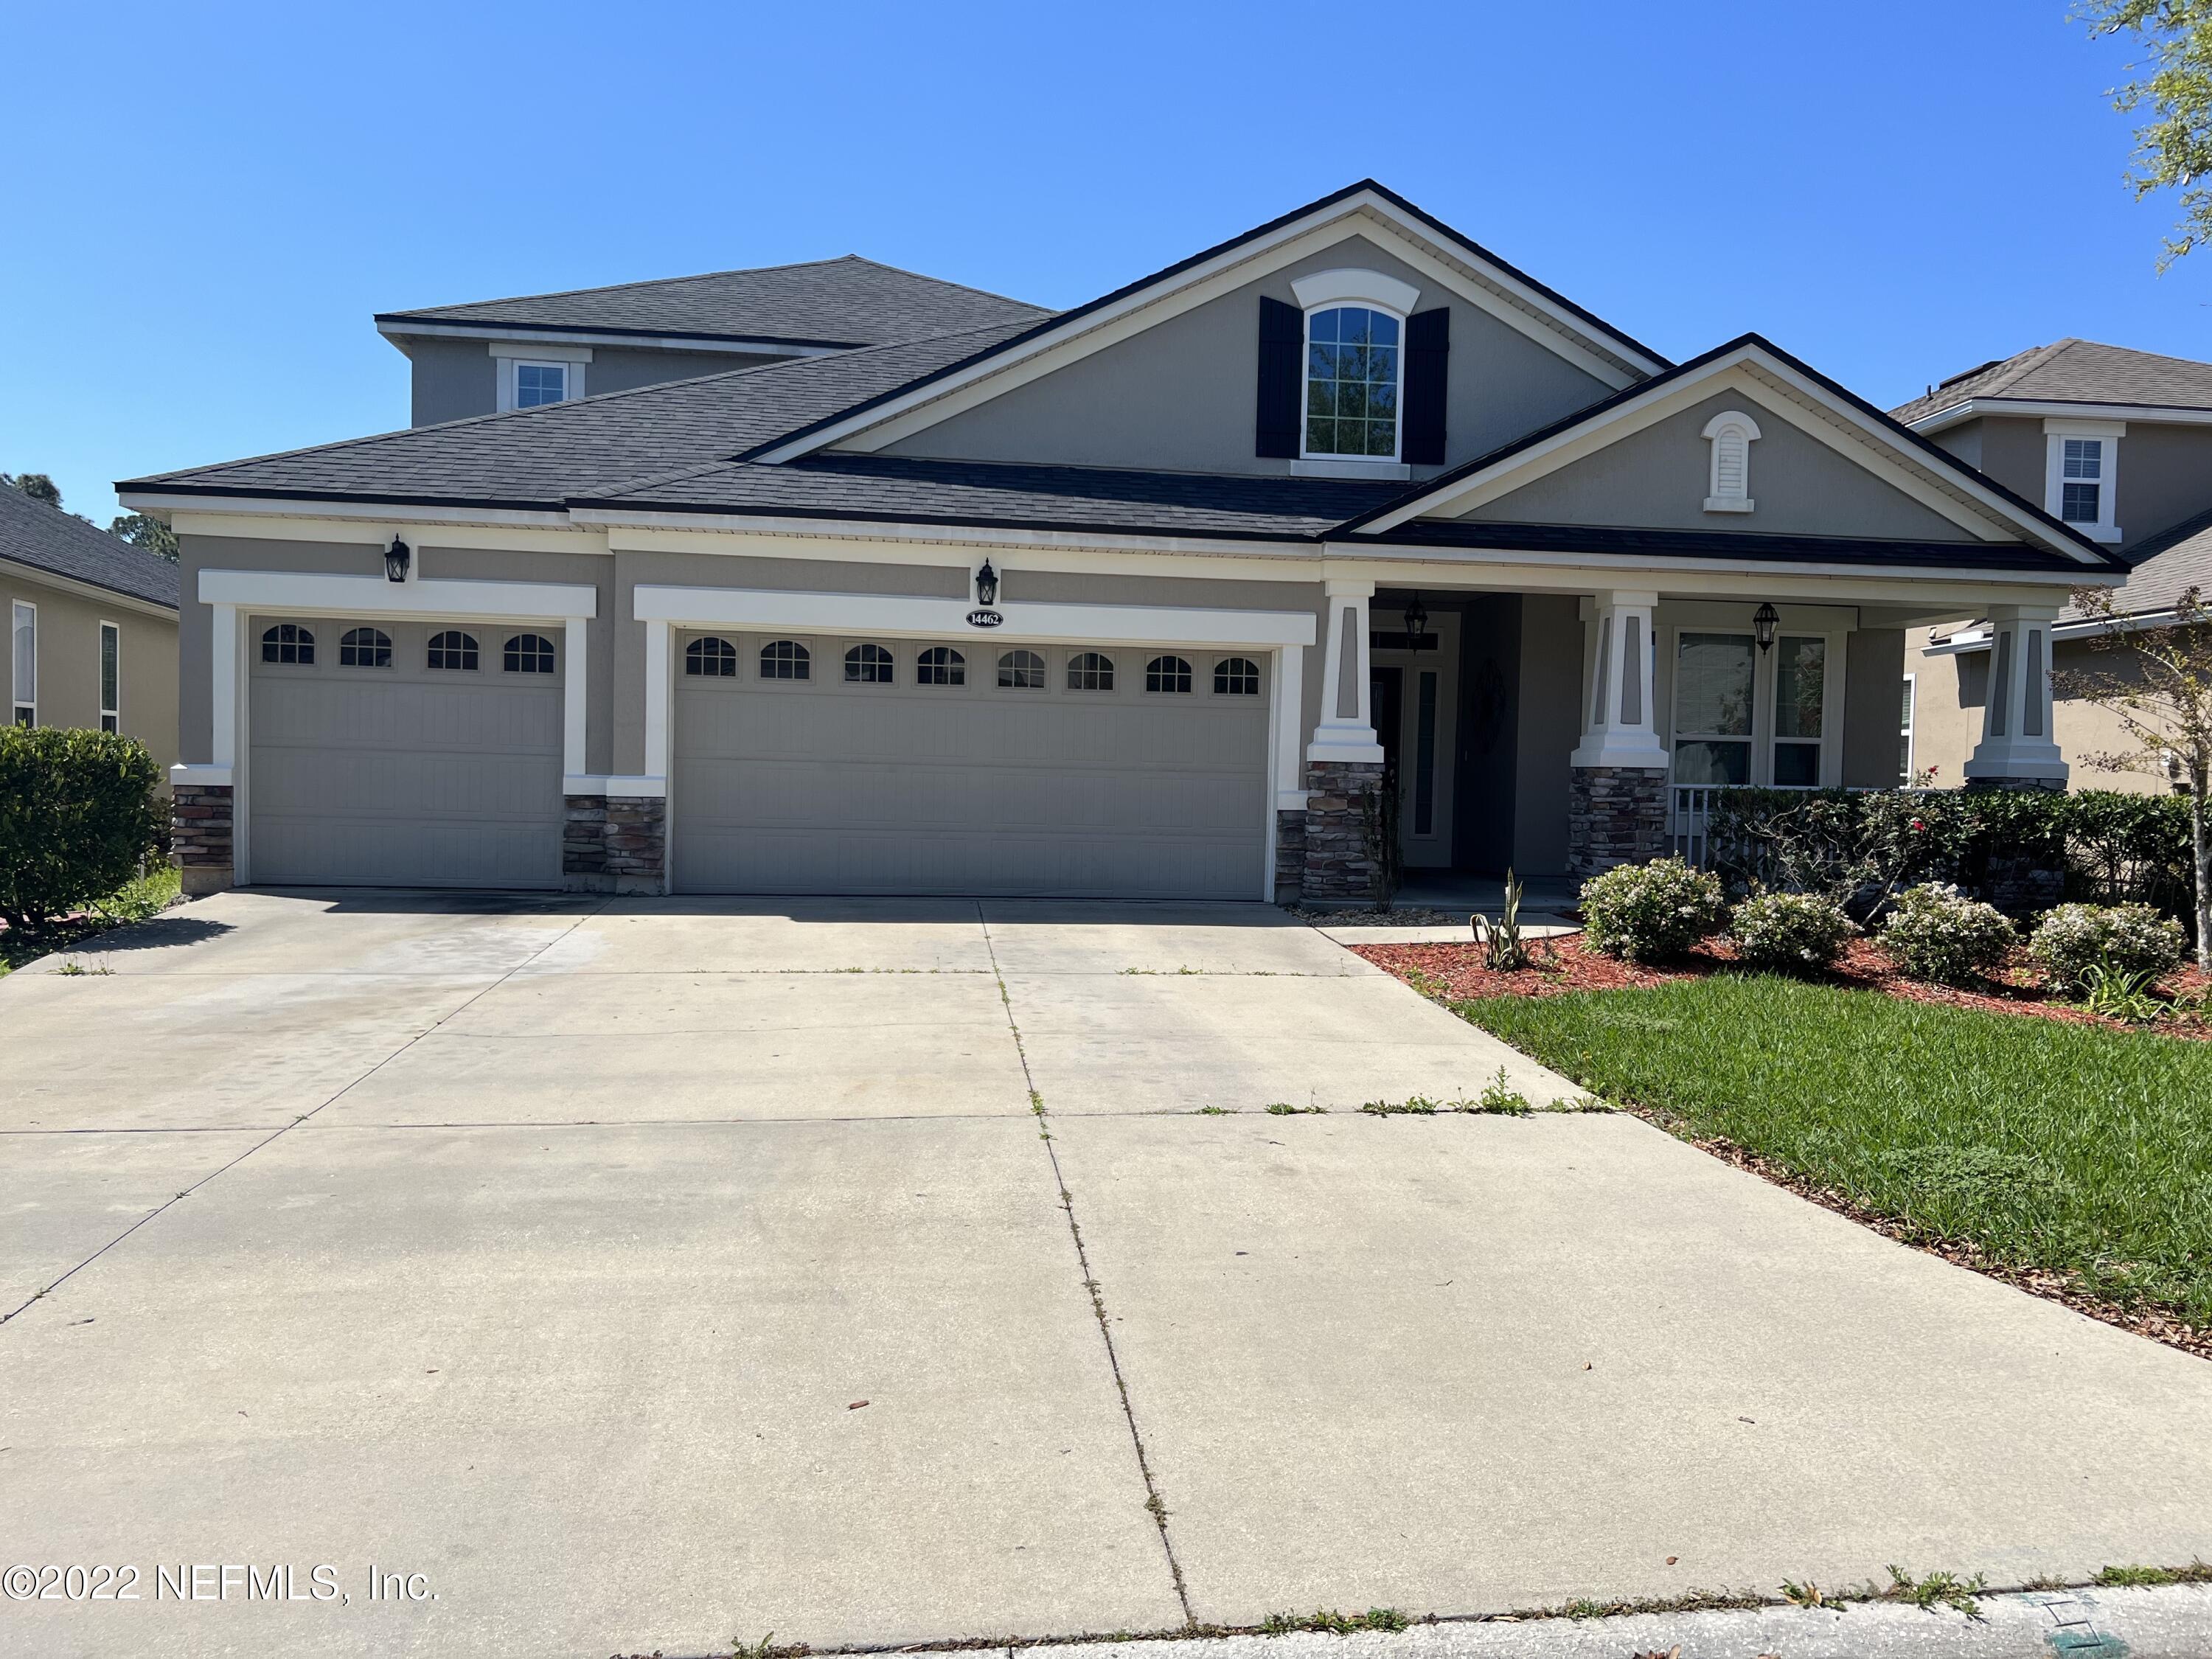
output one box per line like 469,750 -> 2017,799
2067,504 -> 2212,622
122,324 -> 1037,508
1892,339 -> 2212,425
378,255 -> 1051,348
582,455 -> 1408,542
0,486 -> 179,608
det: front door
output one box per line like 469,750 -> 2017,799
1368,616 -> 1458,869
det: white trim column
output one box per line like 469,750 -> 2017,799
1307,578 -> 1385,765
562,616 -> 588,783
1270,644 -> 1307,808
1571,589 -> 1667,768
1965,603 -> 2067,786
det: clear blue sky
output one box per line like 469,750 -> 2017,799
3,0 -> 2205,524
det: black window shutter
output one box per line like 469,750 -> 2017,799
1254,296 -> 1303,459
1402,307 -> 1450,465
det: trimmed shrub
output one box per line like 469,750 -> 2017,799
1728,889 -> 1855,973
2028,902 -> 2186,993
1879,883 -> 2014,986
1579,856 -> 1725,963
0,726 -> 164,936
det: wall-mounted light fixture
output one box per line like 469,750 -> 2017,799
384,537 -> 412,584
1753,602 -> 1779,653
975,559 -> 999,607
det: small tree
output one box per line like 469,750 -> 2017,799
109,512 -> 178,561
2073,0 -> 2212,268
0,727 -> 163,937
2057,585 -> 2212,968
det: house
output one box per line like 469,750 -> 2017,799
1894,341 -> 2212,793
117,181 -> 2119,904
0,484 -> 179,770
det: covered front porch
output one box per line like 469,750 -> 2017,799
1281,576 -> 2069,905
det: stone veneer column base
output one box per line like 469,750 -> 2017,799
1273,810 -> 1307,905
1298,760 -> 1385,906
1567,766 -> 1668,881
563,795 -> 668,894
171,785 -> 234,897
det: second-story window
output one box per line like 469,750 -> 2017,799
515,363 -> 568,408
1304,306 -> 1399,460
2060,438 -> 2103,524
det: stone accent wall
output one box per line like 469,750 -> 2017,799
1567,765 -> 1667,880
1273,809 -> 1306,905
171,785 -> 234,897
563,795 -> 667,894
1299,760 -> 1385,906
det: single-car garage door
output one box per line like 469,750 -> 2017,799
248,616 -> 563,888
673,631 -> 1271,898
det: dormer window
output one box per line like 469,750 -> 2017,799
2042,419 -> 2124,542
1701,411 -> 1761,513
515,363 -> 568,408
491,342 -> 590,412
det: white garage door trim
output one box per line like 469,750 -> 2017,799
187,569 -> 597,885
636,585 -> 1316,900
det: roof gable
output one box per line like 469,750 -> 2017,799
1343,335 -> 2118,566
746,181 -> 1670,465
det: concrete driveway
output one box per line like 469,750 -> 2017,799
4,891 -> 2211,1659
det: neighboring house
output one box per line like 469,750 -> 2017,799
0,484 -> 179,771
119,181 -> 2118,903
1893,341 -> 2212,793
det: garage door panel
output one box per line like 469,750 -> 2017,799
674,637 -> 1270,900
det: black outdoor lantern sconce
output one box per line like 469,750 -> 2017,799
1753,602 -> 1779,653
975,559 -> 999,606
1402,591 -> 1429,650
384,536 -> 412,583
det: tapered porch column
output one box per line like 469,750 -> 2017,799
1299,578 -> 1388,904
1568,589 -> 1669,878
1964,604 -> 2068,790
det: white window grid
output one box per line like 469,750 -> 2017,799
13,599 -> 37,725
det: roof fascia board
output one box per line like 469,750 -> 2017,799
374,317 -> 852,355
1354,344 -> 2109,563
754,190 -> 1663,464
0,554 -> 178,618
1907,396 -> 2212,434
1933,608 -> 2186,654
566,504 -> 1326,560
162,507 -> 605,557
119,490 -> 580,529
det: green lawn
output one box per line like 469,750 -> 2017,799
1458,975 -> 2212,1328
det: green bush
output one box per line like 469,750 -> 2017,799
0,726 -> 164,936
1579,856 -> 1725,963
2027,902 -> 2186,992
1878,883 -> 2014,986
1728,889 -> 1855,973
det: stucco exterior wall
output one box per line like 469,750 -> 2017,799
399,335 -> 789,426
1,565 -> 176,773
1463,389 -> 1975,541
880,231 -> 1615,478
2113,424 -> 2212,547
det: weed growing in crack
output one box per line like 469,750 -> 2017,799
1265,1102 -> 1326,1115
1884,1566 -> 1986,1617
1195,1105 -> 1234,1115
2096,1561 -> 2212,1586
1259,1608 -> 1410,1635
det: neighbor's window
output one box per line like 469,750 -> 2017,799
339,626 -> 392,668
1213,656 -> 1262,695
1144,655 -> 1193,694
1304,305 -> 1399,459
260,622 -> 313,665
503,633 -> 556,674
1672,632 -> 1756,786
686,636 -> 737,678
1067,651 -> 1115,692
759,639 -> 810,681
1899,673 -> 1916,783
12,601 -> 36,724
916,646 -> 965,686
99,621 -> 119,731
2060,437 -> 2103,524
427,630 -> 479,671
998,649 -> 1045,689
515,362 -> 568,408
844,642 -> 894,684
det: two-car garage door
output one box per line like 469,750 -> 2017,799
672,631 -> 1271,899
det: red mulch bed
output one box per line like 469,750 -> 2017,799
1355,933 -> 2212,1040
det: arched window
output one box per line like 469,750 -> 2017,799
685,636 -> 737,678
338,627 -> 391,668
1144,655 -> 1193,694
1213,656 -> 1262,695
916,646 -> 966,686
260,623 -> 313,665
844,642 -> 895,684
997,649 -> 1046,689
1067,652 -> 1115,692
759,639 -> 810,681
427,630 -> 479,671
1304,305 -> 1401,459
503,633 -> 555,673
1702,411 -> 1761,513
